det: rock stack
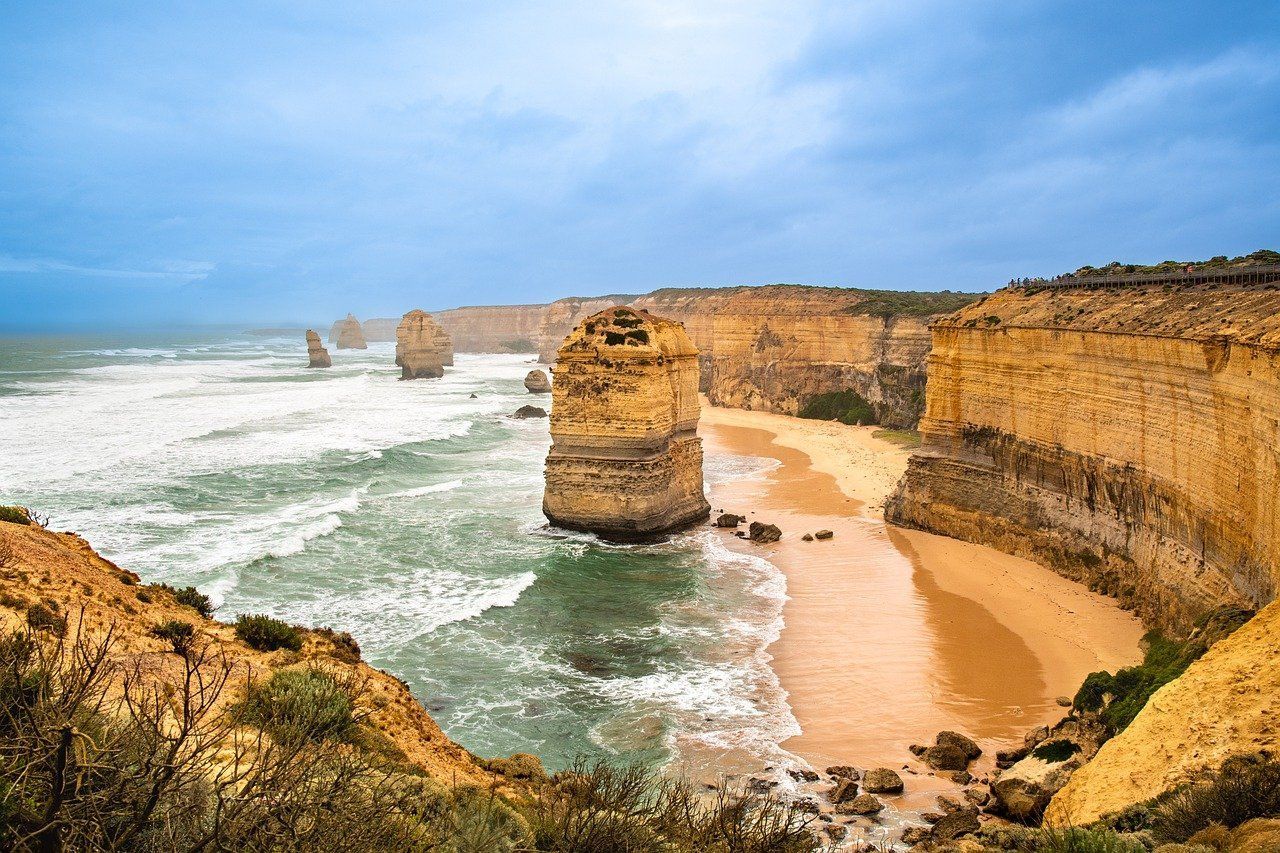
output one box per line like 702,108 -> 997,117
543,306 -> 710,540
524,369 -> 551,393
395,310 -> 448,379
336,314 -> 368,349
305,330 -> 332,368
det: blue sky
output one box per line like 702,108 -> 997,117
1,1 -> 1277,328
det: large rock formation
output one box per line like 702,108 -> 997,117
1047,598 -> 1280,825
305,329 -> 332,368
886,282 -> 1280,633
524,369 -> 550,393
328,316 -> 398,343
435,304 -> 546,353
335,313 -> 368,349
395,310 -> 448,379
536,295 -> 639,363
543,306 -> 710,539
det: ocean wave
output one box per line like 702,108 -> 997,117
385,480 -> 466,499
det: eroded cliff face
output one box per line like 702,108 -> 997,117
396,310 -> 448,379
1047,597 -> 1280,825
887,283 -> 1280,633
536,295 -> 638,363
335,313 -> 368,349
632,286 -> 966,429
305,329 -> 332,368
543,307 -> 709,539
436,304 -> 546,353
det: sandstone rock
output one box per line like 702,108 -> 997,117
937,731 -> 982,761
1024,726 -> 1050,749
396,310 -> 449,379
924,744 -> 970,772
512,406 -> 547,419
929,808 -> 980,841
524,369 -> 551,393
801,533 -> 813,541
939,770 -> 973,785
305,329 -> 332,368
936,795 -> 963,814
542,307 -> 710,540
814,529 -> 833,540
825,765 -> 860,780
901,826 -> 931,845
336,313 -> 368,349
962,787 -> 989,808
1055,696 -> 1073,707
825,825 -> 847,842
861,767 -> 904,794
748,522 -> 781,543
996,746 -> 1029,768
787,768 -> 819,783
827,778 -> 859,804
839,794 -> 883,816
433,304 -> 545,353
715,513 -> 743,528
909,744 -> 928,757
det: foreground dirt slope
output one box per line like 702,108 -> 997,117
1047,598 -> 1280,825
0,519 -> 494,787
888,282 -> 1280,633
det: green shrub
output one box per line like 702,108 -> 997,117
152,620 -> 196,656
1034,826 -> 1148,852
172,585 -> 215,618
0,506 -> 31,526
1032,739 -> 1081,763
234,613 -> 303,652
1149,756 -> 1280,843
240,668 -> 356,744
798,390 -> 879,426
315,626 -> 361,663
26,602 -> 66,637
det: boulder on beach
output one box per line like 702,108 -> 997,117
524,369 -> 551,393
715,513 -> 743,528
827,778 -> 859,804
336,313 -> 368,349
826,765 -> 860,780
924,743 -> 970,771
861,767 -> 904,794
748,521 -> 781,543
305,329 -> 332,368
929,807 -> 980,842
802,533 -> 814,541
814,529 -> 833,540
839,794 -> 883,816
512,405 -> 547,419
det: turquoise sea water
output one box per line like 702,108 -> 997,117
0,329 -> 798,777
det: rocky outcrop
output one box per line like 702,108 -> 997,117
1047,598 -> 1280,826
328,316 -> 398,343
524,369 -> 550,393
435,304 -> 546,353
512,405 -> 547,419
632,286 -> 977,428
305,329 -> 332,368
887,282 -> 1280,633
395,310 -> 448,379
543,307 -> 710,540
536,295 -> 639,363
335,313 -> 368,349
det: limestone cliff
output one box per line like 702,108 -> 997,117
436,304 -> 546,353
1046,597 -> 1280,825
305,329 -> 332,368
543,307 -> 709,539
395,310 -> 448,379
536,295 -> 640,363
335,313 -> 368,349
0,517 -> 493,786
632,286 -> 976,429
886,282 -> 1280,633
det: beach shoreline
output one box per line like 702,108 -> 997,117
698,401 -> 1144,810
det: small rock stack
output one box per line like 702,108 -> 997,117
336,313 -> 368,349
305,330 -> 332,368
395,310 -> 450,380
524,369 -> 551,393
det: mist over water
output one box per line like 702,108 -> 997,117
0,330 -> 798,774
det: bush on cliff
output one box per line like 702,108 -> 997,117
235,612 -> 304,652
798,390 -> 879,426
240,667 -> 358,744
0,506 -> 31,526
1072,609 -> 1253,733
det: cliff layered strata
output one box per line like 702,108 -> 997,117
436,304 -> 546,353
335,313 -> 368,349
536,295 -> 639,363
305,329 -> 331,368
886,283 -> 1280,633
1046,597 -> 1280,825
395,309 -> 448,379
543,306 -> 709,539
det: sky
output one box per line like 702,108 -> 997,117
1,1 -> 1277,329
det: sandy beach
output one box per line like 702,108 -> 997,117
699,401 -> 1144,807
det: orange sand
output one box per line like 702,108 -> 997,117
698,403 -> 1143,805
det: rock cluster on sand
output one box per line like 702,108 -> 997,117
748,521 -> 781,543
395,310 -> 450,380
715,513 -> 743,528
305,330 -> 332,368
542,306 -> 710,540
524,369 -> 551,393
336,313 -> 368,349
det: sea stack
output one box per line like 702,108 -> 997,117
336,313 -> 368,349
395,310 -> 447,379
524,369 -> 551,393
305,329 -> 332,368
543,306 -> 709,540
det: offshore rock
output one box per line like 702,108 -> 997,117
305,330 -> 332,368
512,405 -> 547,419
336,313 -> 368,349
396,310 -> 448,379
524,369 -> 551,393
542,306 -> 710,540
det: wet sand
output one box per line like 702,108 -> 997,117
699,405 -> 1143,807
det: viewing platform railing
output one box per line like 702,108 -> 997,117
1010,263 -> 1280,291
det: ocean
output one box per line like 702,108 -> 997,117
0,329 -> 799,779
